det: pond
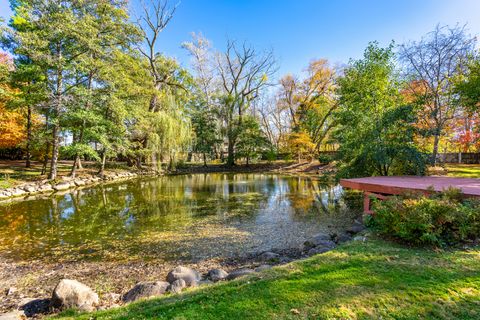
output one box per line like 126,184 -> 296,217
0,173 -> 362,264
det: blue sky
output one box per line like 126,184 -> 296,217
2,0 -> 480,77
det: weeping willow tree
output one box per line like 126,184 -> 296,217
147,93 -> 192,171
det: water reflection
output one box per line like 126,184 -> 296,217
0,174 -> 362,263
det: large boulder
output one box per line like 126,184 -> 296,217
226,268 -> 255,280
166,266 -> 201,287
122,281 -> 170,303
207,269 -> 229,282
50,279 -> 99,311
303,233 -> 333,248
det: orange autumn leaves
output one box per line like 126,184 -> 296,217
0,53 -> 26,148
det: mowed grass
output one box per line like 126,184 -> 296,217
53,239 -> 480,320
445,164 -> 480,178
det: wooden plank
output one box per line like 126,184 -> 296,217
340,176 -> 480,197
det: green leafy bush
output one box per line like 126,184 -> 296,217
368,188 -> 480,246
318,154 -> 334,164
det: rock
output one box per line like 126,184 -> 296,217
168,279 -> 186,294
53,182 -> 71,191
74,180 -> 85,186
335,233 -> 352,244
198,279 -> 213,286
6,287 -> 17,295
304,234 -> 333,248
207,269 -> 229,282
226,268 -> 255,280
353,235 -> 367,242
0,190 -> 12,199
50,279 -> 99,311
308,246 -> 333,256
258,251 -> 280,262
255,265 -> 272,272
166,266 -> 201,287
347,222 -> 365,234
9,188 -> 26,197
122,281 -> 170,303
38,184 -> 53,192
23,185 -> 37,193
0,310 -> 25,320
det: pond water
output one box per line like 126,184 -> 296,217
0,173 -> 362,263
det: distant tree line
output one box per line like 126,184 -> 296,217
0,0 -> 479,179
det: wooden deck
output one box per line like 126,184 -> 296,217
340,176 -> 480,213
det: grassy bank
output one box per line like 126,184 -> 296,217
53,239 -> 480,320
445,164 -> 480,178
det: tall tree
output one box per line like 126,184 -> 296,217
216,40 -> 276,165
7,0 -> 106,179
333,42 -> 426,177
399,25 -> 476,165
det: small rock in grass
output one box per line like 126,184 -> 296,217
166,266 -> 201,287
122,281 -> 170,303
50,279 -> 99,311
168,279 -> 187,294
353,235 -> 367,242
226,268 -> 255,280
207,269 -> 229,282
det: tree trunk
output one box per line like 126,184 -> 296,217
49,123 -> 60,180
203,152 -> 207,167
25,105 -> 32,168
227,138 -> 235,166
432,132 -> 440,166
41,142 -> 50,176
98,150 -> 106,176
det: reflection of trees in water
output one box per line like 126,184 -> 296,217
0,174 -> 362,262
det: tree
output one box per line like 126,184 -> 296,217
64,0 -> 141,177
0,55 -> 26,149
216,40 -> 276,166
276,59 -> 338,153
7,0 -> 112,179
191,104 -> 220,166
333,42 -> 426,177
286,131 -> 315,163
399,25 -> 476,165
135,0 -> 192,170
235,115 -> 269,166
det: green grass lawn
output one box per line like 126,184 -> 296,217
53,239 -> 480,320
445,164 -> 480,178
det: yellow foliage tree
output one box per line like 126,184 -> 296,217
287,131 -> 316,163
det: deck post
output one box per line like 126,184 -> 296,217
363,193 -> 372,214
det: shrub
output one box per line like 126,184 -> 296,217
318,154 -> 333,164
368,189 -> 480,246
